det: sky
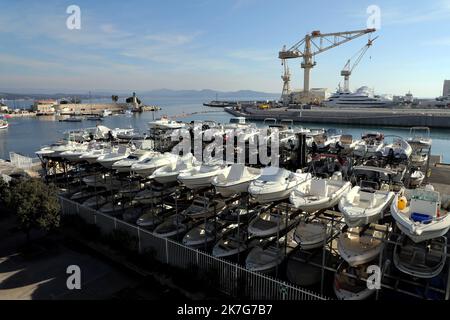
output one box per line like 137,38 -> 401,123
0,0 -> 449,97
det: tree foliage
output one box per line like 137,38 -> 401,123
6,178 -> 60,239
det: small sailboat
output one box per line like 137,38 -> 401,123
248,167 -> 311,203
337,225 -> 385,266
391,188 -> 450,243
290,173 -> 351,213
393,235 -> 447,279
212,164 -> 261,197
339,180 -> 394,227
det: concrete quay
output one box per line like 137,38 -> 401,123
225,106 -> 450,128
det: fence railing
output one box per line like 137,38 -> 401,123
59,196 -> 328,300
9,152 -> 40,169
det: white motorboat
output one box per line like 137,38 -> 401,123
82,195 -> 107,209
70,189 -> 105,201
133,184 -> 177,204
337,135 -> 359,154
339,181 -> 394,227
82,174 -> 122,190
36,141 -> 82,158
391,188 -> 450,243
245,229 -> 297,274
293,219 -> 328,250
309,131 -> 340,153
379,137 -> 412,160
248,167 -> 311,203
212,164 -> 261,197
0,119 -> 8,129
182,220 -> 234,249
148,116 -> 186,130
150,153 -> 196,184
410,151 -> 428,167
96,146 -> 132,169
153,213 -> 196,239
333,262 -> 376,300
182,197 -> 226,219
337,225 -> 385,266
393,236 -> 447,279
353,132 -> 384,157
218,202 -> 260,222
407,127 -> 432,148
136,204 -> 174,228
59,143 -> 90,162
79,145 -> 115,164
99,200 -> 134,214
177,162 -> 228,190
131,152 -> 178,177
112,149 -> 158,173
409,170 -> 425,187
212,227 -> 250,259
247,205 -> 300,237
290,174 -> 351,213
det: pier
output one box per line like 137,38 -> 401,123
225,106 -> 450,129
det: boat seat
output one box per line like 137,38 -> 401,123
310,179 -> 328,197
359,190 -> 376,207
409,197 -> 438,218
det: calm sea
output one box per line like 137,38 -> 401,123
1,96 -> 450,162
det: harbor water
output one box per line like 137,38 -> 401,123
1,97 -> 450,161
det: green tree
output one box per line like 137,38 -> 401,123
7,178 -> 60,242
0,178 -> 11,214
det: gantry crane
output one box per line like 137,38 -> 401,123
340,36 -> 378,93
280,46 -> 291,101
279,28 -> 376,102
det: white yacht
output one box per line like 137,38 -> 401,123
148,116 -> 186,130
112,149 -> 158,173
323,86 -> 394,108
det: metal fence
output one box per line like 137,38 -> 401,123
59,196 -> 328,300
9,152 -> 40,169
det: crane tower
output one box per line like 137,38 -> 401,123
279,28 -> 376,103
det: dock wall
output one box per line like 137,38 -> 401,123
225,107 -> 450,128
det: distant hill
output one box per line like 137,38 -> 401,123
0,92 -> 108,100
139,89 -> 279,100
0,89 -> 280,101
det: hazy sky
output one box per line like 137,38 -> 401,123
1,0 -> 449,97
